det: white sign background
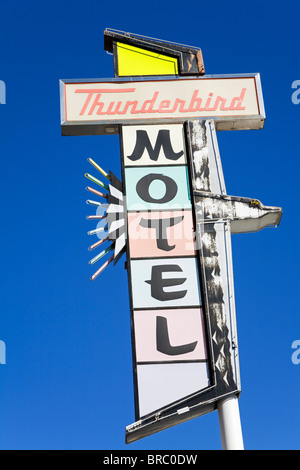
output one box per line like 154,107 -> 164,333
60,74 -> 265,132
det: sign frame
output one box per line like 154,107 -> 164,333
60,73 -> 265,136
119,123 -> 216,424
123,120 -> 242,443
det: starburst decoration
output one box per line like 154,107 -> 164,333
85,158 -> 126,280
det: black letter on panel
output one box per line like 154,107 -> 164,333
136,173 -> 178,204
145,265 -> 187,301
127,130 -> 184,162
139,215 -> 184,251
156,316 -> 198,355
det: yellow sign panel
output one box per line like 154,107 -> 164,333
116,42 -> 178,76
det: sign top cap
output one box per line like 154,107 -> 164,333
104,28 -> 205,76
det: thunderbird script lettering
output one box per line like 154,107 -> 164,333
62,76 -> 262,129
76,87 -> 247,116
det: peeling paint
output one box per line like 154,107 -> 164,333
187,120 -> 237,393
189,121 -> 210,192
195,192 -> 282,233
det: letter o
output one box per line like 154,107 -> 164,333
136,173 -> 178,204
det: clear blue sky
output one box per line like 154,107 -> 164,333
0,0 -> 299,450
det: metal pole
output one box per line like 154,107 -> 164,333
217,395 -> 244,450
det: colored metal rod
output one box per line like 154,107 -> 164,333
87,225 -> 108,236
88,245 -> 113,265
87,158 -> 111,180
86,215 -> 106,220
88,236 -> 109,251
86,199 -> 105,207
90,253 -> 114,281
85,173 -> 109,190
86,186 -> 107,199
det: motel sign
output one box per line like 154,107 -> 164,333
60,29 -> 282,445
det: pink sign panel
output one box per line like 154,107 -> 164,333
128,210 -> 196,258
133,308 -> 208,363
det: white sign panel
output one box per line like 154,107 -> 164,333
137,362 -> 210,418
60,74 -> 265,134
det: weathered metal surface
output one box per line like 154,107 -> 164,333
194,192 -> 282,233
186,120 -> 240,395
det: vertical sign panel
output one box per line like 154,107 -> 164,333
121,124 -> 211,419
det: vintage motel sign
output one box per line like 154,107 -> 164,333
59,29 -> 282,444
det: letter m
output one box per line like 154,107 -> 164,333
0,81 -> 6,104
127,129 -> 183,162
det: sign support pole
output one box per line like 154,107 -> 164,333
218,396 -> 244,450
